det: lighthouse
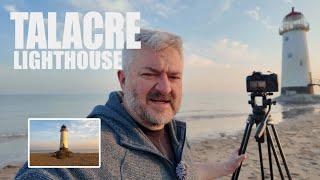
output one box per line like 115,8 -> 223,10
279,7 -> 314,95
59,125 -> 68,150
53,124 -> 72,159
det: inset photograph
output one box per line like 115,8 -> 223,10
28,118 -> 100,168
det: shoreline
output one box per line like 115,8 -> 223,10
1,110 -> 319,179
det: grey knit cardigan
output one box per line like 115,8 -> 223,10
15,92 -> 197,180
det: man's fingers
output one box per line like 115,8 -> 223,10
236,154 -> 247,164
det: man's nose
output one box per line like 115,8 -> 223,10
155,74 -> 172,94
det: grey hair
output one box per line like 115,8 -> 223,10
122,29 -> 183,74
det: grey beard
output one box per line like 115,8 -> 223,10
124,89 -> 171,126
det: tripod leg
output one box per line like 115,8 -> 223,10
266,127 -> 284,179
258,142 -> 265,180
270,124 -> 292,180
266,127 -> 273,180
232,116 -> 254,180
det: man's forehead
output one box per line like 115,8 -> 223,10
142,66 -> 182,74
146,47 -> 181,61
129,47 -> 182,70
139,56 -> 183,72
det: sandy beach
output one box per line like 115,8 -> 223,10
29,153 -> 99,166
192,111 -> 320,179
1,111 -> 319,179
0,164 -> 21,180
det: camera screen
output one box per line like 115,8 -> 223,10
250,80 -> 266,90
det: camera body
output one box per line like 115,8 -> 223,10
246,71 -> 278,93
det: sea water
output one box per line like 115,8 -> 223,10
0,93 -> 319,168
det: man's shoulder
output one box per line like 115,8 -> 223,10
15,162 -> 51,180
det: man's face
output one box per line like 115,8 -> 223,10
122,47 -> 183,128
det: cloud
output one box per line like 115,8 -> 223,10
183,57 -> 249,94
246,6 -> 260,20
67,0 -> 151,28
184,39 -> 253,70
283,0 -> 293,4
212,38 -> 259,63
184,37 -> 262,68
207,0 -> 237,24
182,38 -> 275,94
153,3 -> 174,18
185,54 -> 215,68
67,120 -> 100,139
221,0 -> 236,12
185,53 -> 238,69
68,0 -> 134,12
68,0 -> 185,20
3,4 -> 17,12
141,0 -> 184,18
245,6 -> 277,32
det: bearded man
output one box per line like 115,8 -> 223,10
16,29 -> 246,180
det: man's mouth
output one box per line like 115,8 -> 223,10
149,98 -> 171,104
147,91 -> 173,109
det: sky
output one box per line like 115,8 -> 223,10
0,0 -> 319,95
29,119 -> 100,152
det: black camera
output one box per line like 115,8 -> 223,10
246,71 -> 278,93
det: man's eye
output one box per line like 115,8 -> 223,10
169,76 -> 181,80
141,73 -> 155,77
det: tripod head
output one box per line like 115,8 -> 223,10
248,92 -> 276,109
248,92 -> 276,142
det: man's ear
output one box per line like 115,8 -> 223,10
117,70 -> 126,90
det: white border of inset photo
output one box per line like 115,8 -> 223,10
28,118 -> 101,168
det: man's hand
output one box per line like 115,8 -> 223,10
196,148 -> 247,180
222,148 -> 247,174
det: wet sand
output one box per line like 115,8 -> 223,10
0,164 -> 21,180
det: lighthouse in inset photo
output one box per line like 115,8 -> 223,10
54,124 -> 72,159
279,7 -> 313,95
60,125 -> 69,150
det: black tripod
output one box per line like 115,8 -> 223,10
232,92 -> 292,180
